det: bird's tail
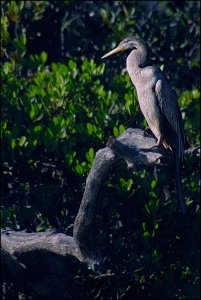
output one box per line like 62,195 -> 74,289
175,159 -> 186,213
174,138 -> 186,214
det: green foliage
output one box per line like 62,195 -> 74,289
1,1 -> 200,299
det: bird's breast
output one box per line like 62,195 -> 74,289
136,85 -> 164,138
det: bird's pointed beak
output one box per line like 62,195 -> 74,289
101,45 -> 125,59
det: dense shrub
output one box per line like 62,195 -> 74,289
1,1 -> 200,299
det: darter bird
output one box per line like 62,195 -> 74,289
102,37 -> 186,213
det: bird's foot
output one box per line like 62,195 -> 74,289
150,136 -> 172,151
163,142 -> 172,151
150,136 -> 164,149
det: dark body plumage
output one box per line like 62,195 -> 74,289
102,37 -> 186,213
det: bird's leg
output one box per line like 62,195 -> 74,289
150,135 -> 164,149
162,140 -> 172,150
150,136 -> 172,150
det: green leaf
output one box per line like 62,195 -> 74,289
65,153 -> 73,165
87,123 -> 93,135
75,165 -> 84,174
143,231 -> 151,238
68,60 -> 76,70
127,178 -> 133,191
86,148 -> 95,163
145,203 -> 150,214
33,139 -> 38,146
34,125 -> 42,133
142,222 -> 146,231
119,124 -> 125,134
89,148 -> 94,160
3,62 -> 12,75
19,136 -> 26,147
22,34 -> 26,46
151,249 -> 162,261
11,139 -> 16,149
154,222 -> 159,230
40,51 -> 47,64
29,105 -> 36,120
65,151 -> 76,166
46,128 -> 54,139
151,179 -> 157,189
113,127 -> 119,137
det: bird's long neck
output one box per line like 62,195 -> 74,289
126,44 -> 149,84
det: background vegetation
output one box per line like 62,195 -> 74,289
1,1 -> 200,299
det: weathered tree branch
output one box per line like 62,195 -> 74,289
73,128 -> 171,263
1,128 -> 200,297
1,229 -> 79,260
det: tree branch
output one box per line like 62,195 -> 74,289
1,128 -> 199,297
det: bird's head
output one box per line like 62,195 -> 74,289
101,37 -> 149,59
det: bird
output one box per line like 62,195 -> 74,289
101,37 -> 186,214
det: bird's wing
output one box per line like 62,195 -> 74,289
155,77 -> 185,160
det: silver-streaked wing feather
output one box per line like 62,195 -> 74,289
155,77 -> 185,161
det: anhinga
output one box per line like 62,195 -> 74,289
102,37 -> 186,213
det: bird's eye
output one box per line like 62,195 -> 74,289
127,42 -> 136,49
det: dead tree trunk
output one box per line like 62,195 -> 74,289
1,128 -> 200,299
